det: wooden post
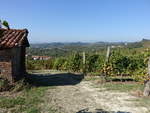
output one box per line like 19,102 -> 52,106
148,57 -> 150,76
83,52 -> 86,75
105,46 -> 110,63
143,57 -> 150,96
103,46 -> 111,81
83,52 -> 85,65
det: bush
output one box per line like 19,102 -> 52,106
132,68 -> 149,82
67,52 -> 82,72
26,59 -> 54,70
86,54 -> 100,72
53,57 -> 66,70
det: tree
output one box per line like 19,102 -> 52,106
2,20 -> 10,29
0,19 -> 10,29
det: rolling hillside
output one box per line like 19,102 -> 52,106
27,39 -> 150,57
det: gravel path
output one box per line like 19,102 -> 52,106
40,74 -> 149,113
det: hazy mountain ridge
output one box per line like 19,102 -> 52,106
30,41 -> 127,48
27,39 -> 150,57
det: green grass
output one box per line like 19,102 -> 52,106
84,76 -> 101,81
0,82 -> 56,113
100,82 -> 144,92
0,87 -> 47,113
84,76 -> 142,92
0,97 -> 25,108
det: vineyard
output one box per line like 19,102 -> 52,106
26,47 -> 150,83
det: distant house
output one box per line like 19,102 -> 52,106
0,28 -> 29,82
32,56 -> 51,60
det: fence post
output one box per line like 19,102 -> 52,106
104,46 -> 111,82
83,52 -> 86,75
148,57 -> 150,76
105,46 -> 110,63
143,57 -> 150,96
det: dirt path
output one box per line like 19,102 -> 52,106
40,75 -> 149,113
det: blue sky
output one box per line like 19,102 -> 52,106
0,0 -> 150,43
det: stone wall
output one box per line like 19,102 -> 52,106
0,47 -> 26,82
0,49 -> 13,82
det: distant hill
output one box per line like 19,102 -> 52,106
125,39 -> 150,48
27,41 -> 126,57
141,39 -> 150,48
30,42 -> 126,48
27,39 -> 150,57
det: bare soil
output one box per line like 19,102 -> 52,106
39,73 -> 149,113
0,72 -> 149,113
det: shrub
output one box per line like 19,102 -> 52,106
132,68 -> 149,82
53,57 -> 66,70
67,52 -> 82,72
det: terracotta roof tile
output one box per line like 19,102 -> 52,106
0,28 -> 29,49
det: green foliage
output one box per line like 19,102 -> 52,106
109,51 -> 131,74
67,52 -> 82,72
2,20 -> 10,29
132,68 -> 149,82
101,63 -> 113,76
27,59 -> 54,70
53,57 -> 66,70
86,54 -> 99,72
26,48 -> 150,82
101,82 -> 144,92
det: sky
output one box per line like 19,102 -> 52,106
0,0 -> 150,43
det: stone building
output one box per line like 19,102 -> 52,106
0,28 -> 29,82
